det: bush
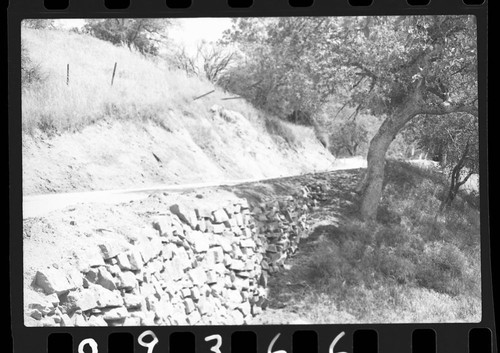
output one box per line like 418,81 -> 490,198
329,120 -> 368,157
415,242 -> 468,295
83,19 -> 166,55
369,246 -> 417,284
264,117 -> 299,146
21,44 -> 45,88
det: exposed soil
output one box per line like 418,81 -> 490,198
22,115 -> 336,195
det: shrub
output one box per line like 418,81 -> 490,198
416,242 -> 468,295
329,120 -> 368,157
264,117 -> 299,146
370,246 -> 417,284
21,44 -> 45,88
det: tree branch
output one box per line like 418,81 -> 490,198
419,103 -> 478,118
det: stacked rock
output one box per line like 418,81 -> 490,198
249,195 -> 308,279
28,200 -> 268,327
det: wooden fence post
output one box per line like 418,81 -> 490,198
111,62 -> 117,86
66,64 -> 69,86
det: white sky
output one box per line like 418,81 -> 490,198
54,18 -> 232,55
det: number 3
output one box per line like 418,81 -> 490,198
205,334 -> 222,353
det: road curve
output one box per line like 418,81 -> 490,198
23,158 -> 368,219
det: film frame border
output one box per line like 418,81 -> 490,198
8,0 -> 492,352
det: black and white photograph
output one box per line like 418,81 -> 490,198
22,16 -> 481,327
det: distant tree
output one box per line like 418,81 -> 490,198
171,42 -> 236,84
409,113 -> 479,210
83,19 -> 170,55
197,42 -> 235,85
220,17 -> 330,117
22,19 -> 55,30
170,45 -> 199,77
329,120 -> 369,157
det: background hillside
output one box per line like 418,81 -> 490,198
22,28 -> 336,194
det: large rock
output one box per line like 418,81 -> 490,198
207,221 -> 226,234
238,301 -> 251,316
60,314 -> 73,327
27,292 -> 57,313
123,293 -> 143,309
188,268 -> 207,286
162,258 -> 185,281
152,216 -> 174,237
170,204 -> 198,229
66,289 -> 98,312
102,307 -> 129,321
205,271 -> 218,284
116,253 -> 132,271
97,267 -> 116,291
212,209 -> 230,223
185,231 -> 209,253
87,315 -> 108,326
98,238 -> 130,260
187,310 -> 201,325
116,271 -> 137,290
229,260 -> 245,271
73,247 -> 105,270
35,268 -> 76,295
206,247 -> 224,265
240,239 -> 256,248
127,249 -> 144,270
136,235 -> 162,264
89,285 -> 123,308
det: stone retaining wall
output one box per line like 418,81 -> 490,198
27,188 -> 318,327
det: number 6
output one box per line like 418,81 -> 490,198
268,333 -> 287,353
329,331 -> 348,353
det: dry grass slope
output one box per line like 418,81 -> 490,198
22,28 -> 303,144
21,28 -> 335,194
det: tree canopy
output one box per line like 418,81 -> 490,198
83,19 -> 171,55
222,15 -> 478,220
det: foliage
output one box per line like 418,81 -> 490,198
264,116 -> 299,146
222,16 -> 477,118
22,19 -> 55,29
219,18 -> 331,117
221,16 -> 478,219
83,19 -> 170,55
169,42 -> 236,85
21,43 -> 45,88
328,120 -> 368,157
295,161 -> 480,322
405,113 -> 479,209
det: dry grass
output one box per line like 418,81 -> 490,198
266,161 -> 481,323
21,28 -> 284,140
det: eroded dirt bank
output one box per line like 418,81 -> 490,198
23,107 -> 335,195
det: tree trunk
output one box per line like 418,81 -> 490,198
359,123 -> 396,220
359,91 -> 423,221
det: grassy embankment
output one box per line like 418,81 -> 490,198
21,28 -> 303,145
265,161 -> 481,323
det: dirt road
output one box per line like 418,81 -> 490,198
23,157 -> 367,219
